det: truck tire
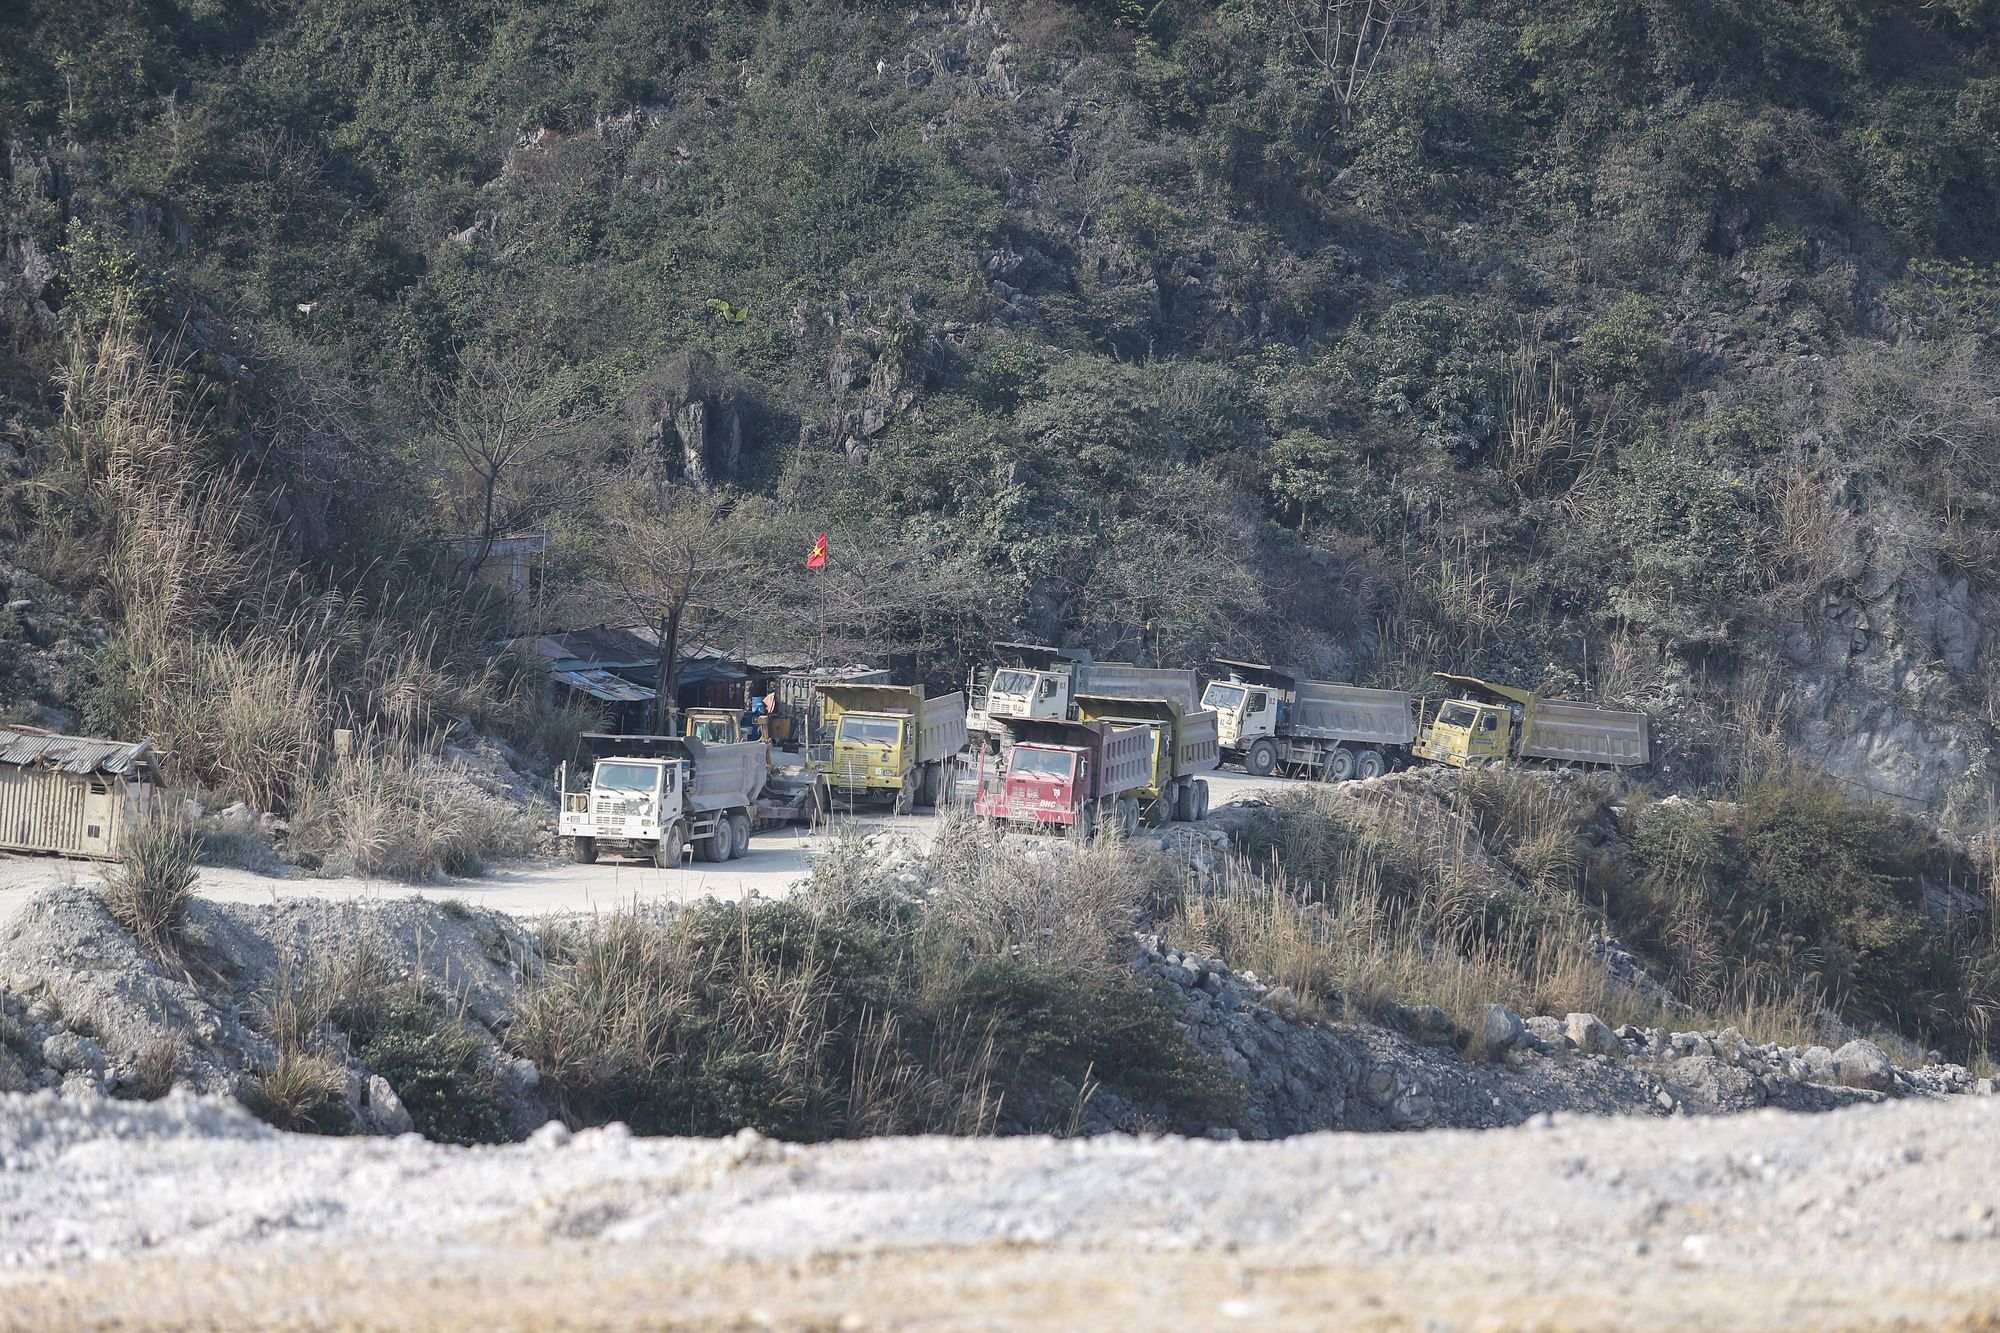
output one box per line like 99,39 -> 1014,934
1194,779 -> 1210,821
1246,738 -> 1278,777
700,816 -> 735,863
1357,749 -> 1386,780
655,824 -> 687,869
1070,805 -> 1097,843
1323,746 -> 1355,782
939,762 -> 958,807
1175,780 -> 1196,823
729,812 -> 751,858
893,774 -> 914,816
1120,797 -> 1140,837
569,836 -> 597,865
1146,792 -> 1175,827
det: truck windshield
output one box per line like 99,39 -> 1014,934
690,719 -> 733,743
1203,684 -> 1246,710
991,670 -> 1037,695
596,763 -> 661,792
1009,747 -> 1075,777
838,716 -> 903,746
1437,704 -> 1478,729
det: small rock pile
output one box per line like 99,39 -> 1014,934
0,888 -> 549,1139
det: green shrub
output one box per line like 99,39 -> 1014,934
358,1002 -> 508,1146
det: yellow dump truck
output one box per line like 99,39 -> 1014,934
1420,674 -> 1650,768
1072,695 -> 1220,825
810,683 -> 969,814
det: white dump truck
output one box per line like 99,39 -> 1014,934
965,643 -> 1200,751
1203,660 -> 1418,781
558,733 -> 768,867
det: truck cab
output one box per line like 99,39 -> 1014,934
1422,699 -> 1514,767
684,708 -> 742,745
986,743 -> 1088,822
828,710 -> 909,789
1201,680 -> 1278,748
985,667 -> 1069,722
559,757 -> 690,863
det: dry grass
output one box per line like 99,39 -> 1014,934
117,1033 -> 181,1101
100,819 -> 201,953
511,814 -> 1219,1139
287,754 -> 534,881
239,1052 -> 351,1133
1173,778 -> 1830,1052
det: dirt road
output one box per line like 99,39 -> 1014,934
0,768 -> 1296,925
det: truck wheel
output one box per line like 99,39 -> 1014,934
893,775 -> 914,816
1145,792 -> 1174,827
700,816 -> 735,863
729,812 -> 751,858
1323,746 -> 1356,782
1175,780 -> 1196,823
1357,749 -> 1385,780
940,762 -> 958,807
1246,739 -> 1278,777
655,824 -> 687,869
1194,779 -> 1210,821
569,836 -> 597,865
1120,797 -> 1140,837
1070,805 -> 1097,843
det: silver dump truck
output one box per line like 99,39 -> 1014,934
965,643 -> 1199,751
1204,660 -> 1417,781
559,733 -> 768,867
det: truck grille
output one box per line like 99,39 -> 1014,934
594,798 -> 645,816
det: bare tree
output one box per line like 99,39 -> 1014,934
1280,0 -> 1424,129
423,348 -> 608,575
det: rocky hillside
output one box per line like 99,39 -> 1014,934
5,0 -> 2000,817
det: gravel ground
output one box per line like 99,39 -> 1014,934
2,1091 -> 1998,1331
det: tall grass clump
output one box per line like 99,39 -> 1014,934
100,818 -> 201,953
1173,782 -> 1822,1051
286,754 -> 533,881
512,813 -> 1240,1140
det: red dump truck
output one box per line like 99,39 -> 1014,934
972,718 -> 1153,840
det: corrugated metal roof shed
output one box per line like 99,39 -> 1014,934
549,669 -> 656,704
0,730 -> 157,777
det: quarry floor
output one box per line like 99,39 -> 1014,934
0,769 -> 1292,924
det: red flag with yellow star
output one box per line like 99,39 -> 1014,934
806,533 -> 828,568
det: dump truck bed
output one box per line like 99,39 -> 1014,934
1073,696 -> 1220,778
669,736 -> 771,811
1521,700 -> 1651,766
1289,682 -> 1417,746
1074,665 -> 1200,713
914,692 -> 968,765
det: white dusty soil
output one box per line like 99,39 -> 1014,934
0,771 -> 1292,926
2,1091 -> 1999,1331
